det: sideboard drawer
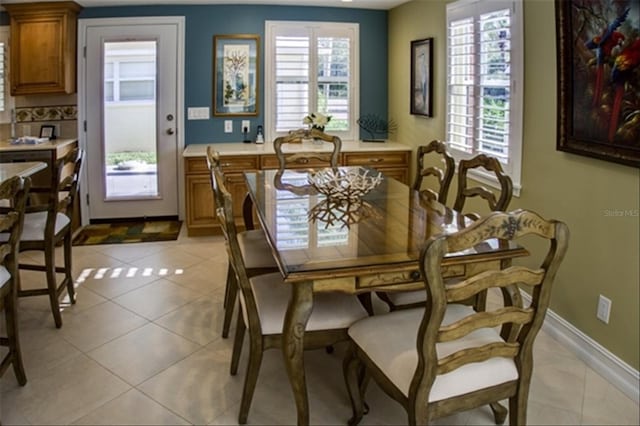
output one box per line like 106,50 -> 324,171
260,154 -> 331,170
342,151 -> 409,167
219,155 -> 259,172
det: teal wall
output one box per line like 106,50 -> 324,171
76,5 -> 389,144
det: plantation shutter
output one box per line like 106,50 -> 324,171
275,33 -> 310,132
447,16 -> 475,153
266,21 -> 358,140
447,0 -> 518,165
0,41 -> 6,113
316,32 -> 350,133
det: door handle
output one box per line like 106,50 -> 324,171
166,128 -> 175,135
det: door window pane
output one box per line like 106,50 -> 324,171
103,41 -> 159,199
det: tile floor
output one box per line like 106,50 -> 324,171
0,228 -> 638,425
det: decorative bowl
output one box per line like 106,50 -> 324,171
308,167 -> 383,202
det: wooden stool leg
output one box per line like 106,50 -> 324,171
5,290 -> 26,385
45,243 -> 62,328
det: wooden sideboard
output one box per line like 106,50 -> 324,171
183,142 -> 411,236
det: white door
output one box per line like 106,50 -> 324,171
79,17 -> 184,220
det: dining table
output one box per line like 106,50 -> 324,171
244,166 -> 529,425
0,161 -> 47,184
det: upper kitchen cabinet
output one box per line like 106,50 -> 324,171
4,1 -> 82,95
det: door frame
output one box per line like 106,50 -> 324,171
77,16 -> 186,225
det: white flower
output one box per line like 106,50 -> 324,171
302,112 -> 332,128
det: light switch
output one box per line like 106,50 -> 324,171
224,120 -> 233,133
187,107 -> 209,120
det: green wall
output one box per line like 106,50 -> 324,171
388,0 -> 639,370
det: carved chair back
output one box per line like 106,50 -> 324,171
414,209 -> 569,423
344,210 -> 569,426
453,154 -> 513,219
273,128 -> 341,171
212,166 -> 263,341
412,140 -> 455,205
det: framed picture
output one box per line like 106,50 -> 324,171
213,34 -> 259,116
39,125 -> 56,140
556,0 -> 639,168
410,37 -> 433,117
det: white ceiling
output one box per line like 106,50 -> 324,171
1,0 -> 410,10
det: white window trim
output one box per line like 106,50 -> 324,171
264,20 -> 360,143
446,0 -> 523,197
0,26 -> 14,125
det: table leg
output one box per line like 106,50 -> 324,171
283,281 -> 313,426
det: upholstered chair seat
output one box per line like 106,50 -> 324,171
19,211 -> 70,241
237,230 -> 276,269
348,304 -> 518,399
241,272 -> 368,335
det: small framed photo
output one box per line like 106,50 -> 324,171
410,37 -> 434,117
39,125 -> 56,140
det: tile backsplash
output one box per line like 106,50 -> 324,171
15,105 -> 77,122
0,104 -> 78,140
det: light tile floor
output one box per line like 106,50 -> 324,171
1,228 -> 638,425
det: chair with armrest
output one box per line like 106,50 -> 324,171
15,147 -> 82,328
0,176 -> 30,386
206,147 -> 278,339
273,128 -> 342,171
213,165 -> 368,424
453,153 -> 513,221
412,140 -> 455,205
343,209 -> 569,426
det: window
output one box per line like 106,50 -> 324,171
446,0 -> 523,195
0,27 -> 13,124
104,41 -> 156,103
265,21 -> 359,141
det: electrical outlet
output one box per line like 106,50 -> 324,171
597,295 -> 611,324
242,120 -> 250,133
224,120 -> 233,133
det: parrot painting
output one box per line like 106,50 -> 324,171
585,7 -> 630,107
608,38 -> 640,142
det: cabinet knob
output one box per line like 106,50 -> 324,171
369,158 -> 383,163
410,270 -> 421,281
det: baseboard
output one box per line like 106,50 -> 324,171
521,292 -> 639,402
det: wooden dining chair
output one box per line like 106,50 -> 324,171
0,176 -> 30,386
412,140 -> 455,205
206,147 -> 278,338
453,153 -> 513,221
375,140 -> 455,311
213,165 -> 368,424
343,209 -> 569,426
15,147 -> 82,328
273,128 -> 342,171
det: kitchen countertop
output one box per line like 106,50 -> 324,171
0,138 -> 78,152
183,140 -> 411,157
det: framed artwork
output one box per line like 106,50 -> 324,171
213,34 -> 259,116
39,125 -> 56,140
556,0 -> 639,168
410,37 -> 433,117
